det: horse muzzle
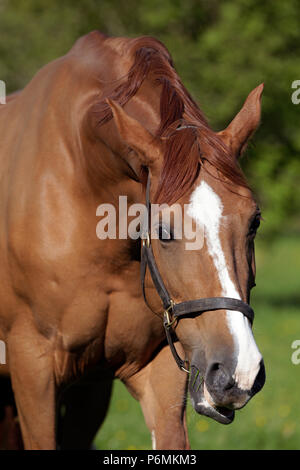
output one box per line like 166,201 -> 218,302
189,359 -> 266,425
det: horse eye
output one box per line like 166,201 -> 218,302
157,225 -> 174,242
249,216 -> 261,236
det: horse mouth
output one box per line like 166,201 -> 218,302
194,401 -> 235,425
215,406 -> 235,424
190,374 -> 235,424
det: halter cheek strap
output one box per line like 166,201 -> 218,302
140,173 -> 254,373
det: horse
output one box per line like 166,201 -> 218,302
0,31 -> 265,450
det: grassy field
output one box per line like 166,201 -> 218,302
95,235 -> 300,450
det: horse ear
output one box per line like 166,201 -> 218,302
106,99 -> 162,173
218,84 -> 264,159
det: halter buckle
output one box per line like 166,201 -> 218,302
163,300 -> 176,328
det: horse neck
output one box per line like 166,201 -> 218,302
6,33 -> 162,212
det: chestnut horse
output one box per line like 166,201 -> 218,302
0,31 -> 265,450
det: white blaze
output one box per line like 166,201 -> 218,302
188,181 -> 262,391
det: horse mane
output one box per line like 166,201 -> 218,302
94,35 -> 249,204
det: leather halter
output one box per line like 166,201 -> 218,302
140,174 -> 255,373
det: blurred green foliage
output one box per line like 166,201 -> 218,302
0,0 -> 299,237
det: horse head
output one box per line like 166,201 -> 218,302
106,81 -> 265,425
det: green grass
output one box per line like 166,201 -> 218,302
95,235 -> 300,450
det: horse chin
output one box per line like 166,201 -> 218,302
193,400 -> 235,425
190,379 -> 235,425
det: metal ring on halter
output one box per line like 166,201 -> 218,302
181,362 -> 190,374
176,124 -> 199,131
142,232 -> 150,248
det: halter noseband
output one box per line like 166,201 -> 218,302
140,174 -> 254,373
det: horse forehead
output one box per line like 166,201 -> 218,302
188,181 -> 224,226
187,177 -> 255,226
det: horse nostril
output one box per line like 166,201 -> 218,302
250,359 -> 266,397
206,362 -> 234,392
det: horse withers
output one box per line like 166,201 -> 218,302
0,31 -> 265,449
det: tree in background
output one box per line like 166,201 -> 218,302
0,0 -> 299,238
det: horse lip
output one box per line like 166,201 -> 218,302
194,401 -> 235,425
189,365 -> 235,424
215,406 -> 235,423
